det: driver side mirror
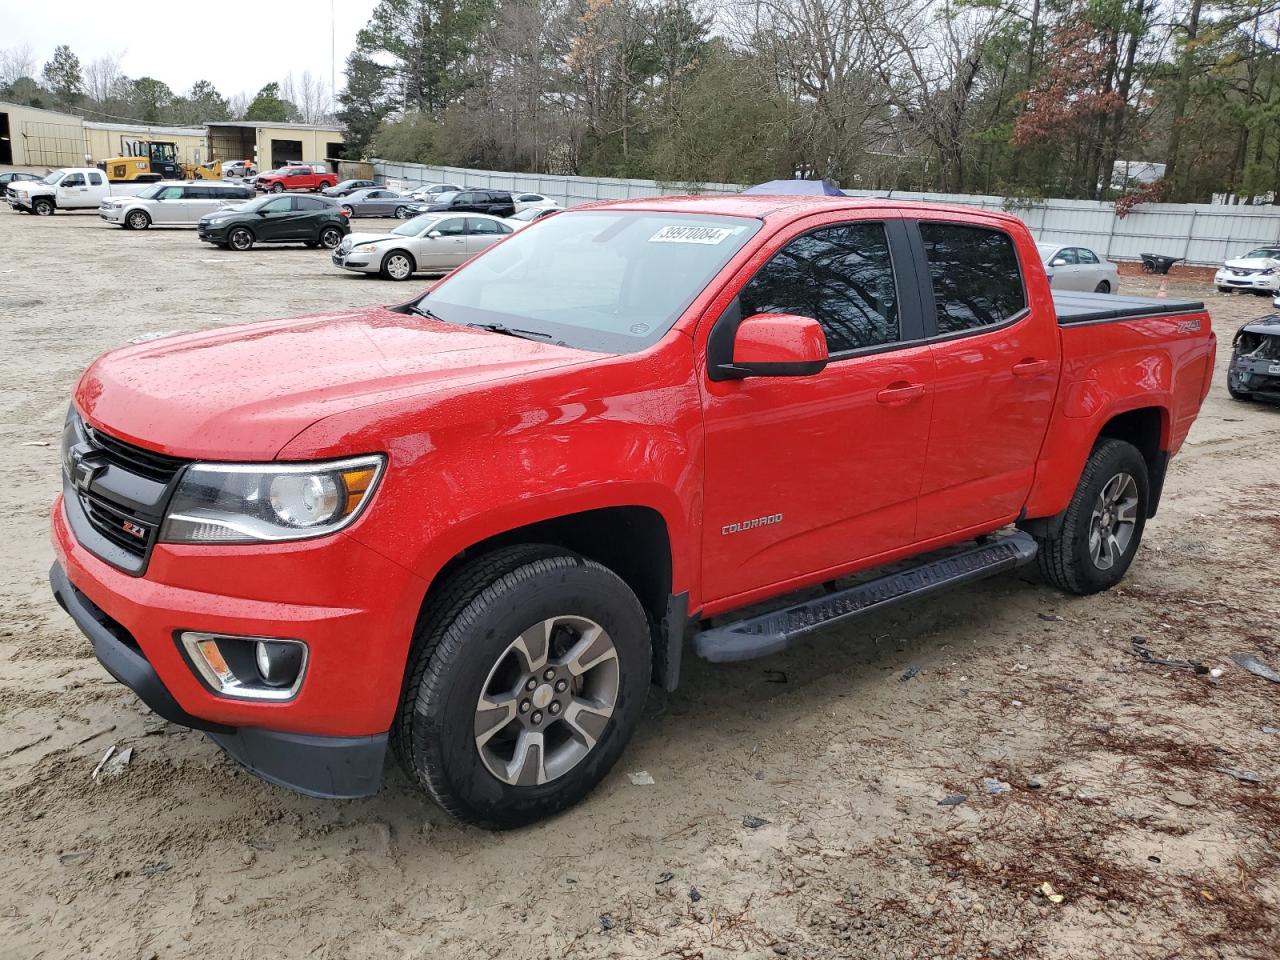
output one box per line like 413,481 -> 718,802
712,313 -> 829,380
427,230 -> 442,239
1050,258 -> 1067,267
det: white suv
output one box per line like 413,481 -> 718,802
99,181 -> 255,230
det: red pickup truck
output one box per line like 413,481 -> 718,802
49,196 -> 1215,827
255,163 -> 337,194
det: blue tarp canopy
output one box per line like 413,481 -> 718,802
741,179 -> 844,196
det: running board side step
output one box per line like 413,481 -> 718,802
693,532 -> 1039,663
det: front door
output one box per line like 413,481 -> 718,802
151,184 -> 186,223
255,194 -> 298,239
910,218 -> 1059,540
56,172 -> 89,207
421,216 -> 468,268
699,213 -> 936,605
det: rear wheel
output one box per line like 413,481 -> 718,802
394,547 -> 650,828
1035,439 -> 1148,595
380,250 -> 414,280
126,209 -> 150,230
228,227 -> 254,251
1094,280 -> 1111,294
319,226 -> 343,250
32,198 -> 54,216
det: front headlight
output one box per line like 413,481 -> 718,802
355,242 -> 380,252
1260,268 -> 1276,276
160,455 -> 385,543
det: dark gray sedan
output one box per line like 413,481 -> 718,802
336,189 -> 415,219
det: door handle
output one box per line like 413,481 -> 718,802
1012,359 -> 1050,378
876,382 -> 925,404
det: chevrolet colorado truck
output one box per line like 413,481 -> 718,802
49,196 -> 1215,828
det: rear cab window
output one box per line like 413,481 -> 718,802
917,222 -> 1027,335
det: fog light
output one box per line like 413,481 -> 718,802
180,631 -> 308,700
256,640 -> 305,687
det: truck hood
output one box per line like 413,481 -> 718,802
75,306 -> 600,461
1222,257 -> 1278,270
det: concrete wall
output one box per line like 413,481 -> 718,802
0,101 -> 85,167
374,158 -> 1280,267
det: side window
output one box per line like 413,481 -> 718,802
436,218 -> 466,236
1055,247 -> 1078,265
518,194 -> 542,203
738,221 -> 900,354
158,186 -> 184,200
87,172 -> 104,186
467,217 -> 502,235
63,174 -> 85,187
455,192 -> 477,204
1076,247 -> 1099,264
918,223 -> 1026,335
262,196 -> 292,213
295,196 -> 323,210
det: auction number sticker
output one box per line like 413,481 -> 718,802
649,225 -> 735,245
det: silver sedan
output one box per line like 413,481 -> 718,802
336,188 -> 417,219
331,212 -> 515,280
1038,243 -> 1120,294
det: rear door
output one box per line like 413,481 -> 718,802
85,170 -> 109,205
909,218 -> 1059,541
699,212 -> 937,603
464,217 -> 511,258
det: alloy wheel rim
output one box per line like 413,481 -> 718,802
474,615 -> 619,787
388,255 -> 411,278
231,231 -> 250,250
129,212 -> 147,228
1089,471 -> 1138,570
321,230 -> 340,249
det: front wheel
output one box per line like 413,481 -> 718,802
1035,439 -> 1149,595
32,198 -> 54,216
227,227 -> 254,251
126,209 -> 150,230
380,250 -> 414,280
271,183 -> 285,193
394,548 -> 651,828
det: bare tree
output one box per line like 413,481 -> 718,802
0,43 -> 38,85
282,70 -> 333,123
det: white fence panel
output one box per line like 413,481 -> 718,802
372,159 -> 1280,266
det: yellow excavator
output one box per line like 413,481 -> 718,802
99,139 -> 186,182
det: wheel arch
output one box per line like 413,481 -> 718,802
415,505 -> 680,688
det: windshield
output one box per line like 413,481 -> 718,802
136,184 -> 166,200
431,191 -> 458,205
1243,248 -> 1280,260
42,171 -> 65,185
392,214 -> 441,237
233,195 -> 277,213
417,210 -> 761,353
511,208 -> 543,222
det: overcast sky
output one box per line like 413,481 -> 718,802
7,0 -> 381,103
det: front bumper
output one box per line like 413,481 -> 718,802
99,207 -> 124,223
332,248 -> 374,271
197,223 -> 229,243
1231,353 -> 1280,402
50,494 -> 426,798
1216,270 -> 1278,291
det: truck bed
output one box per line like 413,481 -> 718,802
1054,291 -> 1205,325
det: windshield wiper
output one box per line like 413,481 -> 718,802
407,303 -> 445,322
466,322 -> 558,344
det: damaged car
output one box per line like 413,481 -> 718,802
1228,314 -> 1280,402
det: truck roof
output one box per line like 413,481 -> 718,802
588,193 -> 1018,228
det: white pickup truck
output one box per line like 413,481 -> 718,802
7,168 -> 150,216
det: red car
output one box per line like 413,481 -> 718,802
255,163 -> 337,194
50,195 -> 1215,827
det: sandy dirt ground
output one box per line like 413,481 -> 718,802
1,209 -> 1278,960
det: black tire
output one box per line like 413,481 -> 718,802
318,226 -> 343,250
1217,287 -> 1231,294
380,250 -> 415,280
228,227 -> 254,251
1094,280 -> 1111,294
32,198 -> 54,216
271,183 -> 285,193
395,547 -> 651,828
1227,358 -> 1252,401
1035,439 -> 1149,595
126,209 -> 150,230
